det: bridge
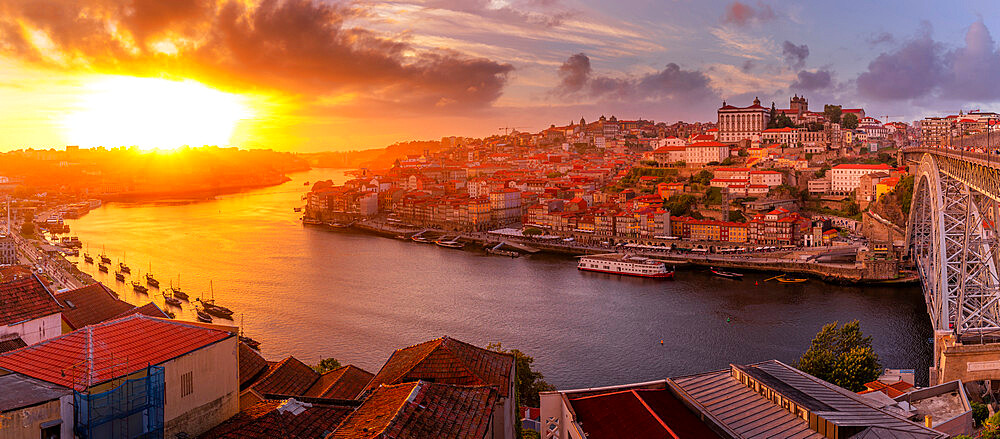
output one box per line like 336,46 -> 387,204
902,146 -> 1000,384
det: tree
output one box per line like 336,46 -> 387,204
313,357 -> 342,373
487,343 -> 554,408
705,187 -> 723,205
523,227 -> 543,236
775,113 -> 796,128
796,320 -> 881,392
823,105 -> 842,124
842,113 -> 859,129
691,170 -> 714,186
20,221 -> 34,237
982,412 -> 1000,439
842,200 -> 860,216
972,401 -> 989,427
767,102 -> 778,128
665,194 -> 698,216
728,210 -> 746,222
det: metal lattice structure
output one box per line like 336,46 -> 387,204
74,365 -> 165,439
906,151 -> 1000,340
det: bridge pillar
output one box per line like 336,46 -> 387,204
934,331 -> 1000,385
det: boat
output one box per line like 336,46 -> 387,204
303,218 -> 324,225
99,254 -> 111,264
170,287 -> 189,300
165,310 -> 176,319
164,294 -> 182,307
240,335 -> 261,350
146,273 -> 160,288
198,299 -> 234,318
710,267 -> 743,279
776,276 -> 808,283
435,237 -> 464,249
577,254 -> 675,278
304,181 -> 310,186
83,254 -> 93,264
132,282 -> 148,293
98,264 -> 109,273
65,248 -> 79,256
196,310 -> 213,323
119,262 -> 131,274
487,248 -> 520,258
115,271 -> 125,282
293,207 -> 302,212
411,235 -> 433,243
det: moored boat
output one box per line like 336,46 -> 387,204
411,235 -> 433,243
239,335 -> 261,350
98,264 -> 109,273
170,287 -> 189,301
197,298 -> 234,318
577,253 -> 674,278
435,237 -> 464,249
115,271 -> 125,282
164,294 -> 182,307
132,282 -> 148,293
119,262 -> 130,273
487,248 -> 520,258
776,276 -> 807,283
100,254 -> 111,264
710,267 -> 743,279
302,218 -> 324,225
196,310 -> 213,323
83,254 -> 93,264
146,273 -> 159,288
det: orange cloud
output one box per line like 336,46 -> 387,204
0,0 -> 513,111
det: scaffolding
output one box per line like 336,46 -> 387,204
74,365 -> 165,439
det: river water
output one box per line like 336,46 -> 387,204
67,168 -> 934,388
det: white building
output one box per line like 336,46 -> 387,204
749,171 -> 783,187
685,141 -> 730,165
490,188 -> 522,224
0,274 -> 62,347
830,163 -> 893,194
718,98 -> 768,143
808,176 -> 831,194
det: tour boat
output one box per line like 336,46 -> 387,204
302,218 -> 324,225
115,271 -> 125,282
577,254 -> 675,278
710,267 -> 743,279
411,235 -> 433,243
83,254 -> 93,264
435,237 -> 464,249
132,282 -> 148,293
119,262 -> 131,274
196,310 -> 213,323
98,264 -> 109,273
777,276 -> 807,283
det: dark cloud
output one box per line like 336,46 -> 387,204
791,69 -> 832,91
867,32 -> 895,46
721,1 -> 775,27
856,20 -> 1000,102
0,0 -> 513,111
856,22 -> 945,100
552,53 -> 715,103
781,41 -> 809,69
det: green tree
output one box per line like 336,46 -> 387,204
823,104 -> 842,124
523,227 -> 543,236
691,170 -> 714,186
20,221 -> 34,237
546,171 -> 564,178
313,357 -> 342,373
775,113 -> 796,128
895,175 -> 915,216
728,210 -> 746,222
796,320 -> 881,392
487,343 -> 554,408
972,401 -> 989,427
842,113 -> 859,129
767,102 -> 778,128
664,194 -> 698,216
842,200 -> 860,216
705,187 -> 723,205
982,412 -> 1000,439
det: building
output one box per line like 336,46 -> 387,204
0,274 -> 61,346
749,170 -> 782,187
749,208 -> 810,246
718,98 -> 768,143
921,117 -> 954,147
0,314 -> 239,438
669,360 -> 945,438
830,163 -> 894,194
362,336 -> 516,439
808,176 -> 831,195
200,398 -> 356,439
0,234 -> 14,266
56,282 -> 170,332
857,172 -> 891,203
0,373 -> 73,439
685,141 -> 731,164
490,188 -> 522,225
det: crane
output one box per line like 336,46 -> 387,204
499,126 -> 528,136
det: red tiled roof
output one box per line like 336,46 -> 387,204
0,314 -> 231,389
687,141 -> 729,147
329,381 -> 499,439
569,389 -> 720,439
56,283 -> 133,330
0,335 -> 26,354
0,265 -> 33,283
252,356 -> 321,396
364,336 -> 514,397
306,365 -> 374,400
110,301 -> 170,320
0,274 -> 61,326
201,399 -> 354,439
859,380 -> 914,398
240,342 -> 269,389
833,163 -> 893,170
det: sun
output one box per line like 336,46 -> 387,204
64,76 -> 253,150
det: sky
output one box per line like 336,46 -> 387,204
1,0 -> 1000,152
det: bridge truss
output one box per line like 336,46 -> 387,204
908,152 -> 1000,340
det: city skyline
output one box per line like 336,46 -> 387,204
1,0 -> 999,152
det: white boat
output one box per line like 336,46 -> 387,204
577,253 -> 674,279
435,236 -> 464,249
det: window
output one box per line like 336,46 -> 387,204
180,371 -> 194,397
40,420 -> 61,439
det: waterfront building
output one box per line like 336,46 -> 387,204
831,163 -> 894,194
717,98 -> 768,143
748,208 -> 810,246
0,274 -> 61,347
0,314 -> 240,438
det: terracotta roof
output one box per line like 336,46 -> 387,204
0,335 -> 26,354
568,388 -> 721,439
0,265 -> 33,283
252,356 -> 320,396
0,274 -> 61,326
110,301 -> 170,320
56,283 -> 134,330
0,314 -> 231,389
687,141 -> 729,147
240,342 -> 269,389
201,398 -> 354,439
833,163 -> 892,170
328,381 -> 499,439
306,365 -> 375,400
364,336 -> 514,397
859,380 -> 914,398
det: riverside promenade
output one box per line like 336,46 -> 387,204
348,219 -> 911,284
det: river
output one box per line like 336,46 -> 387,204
66,168 -> 934,388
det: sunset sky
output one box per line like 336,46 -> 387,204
1,0 -> 999,152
